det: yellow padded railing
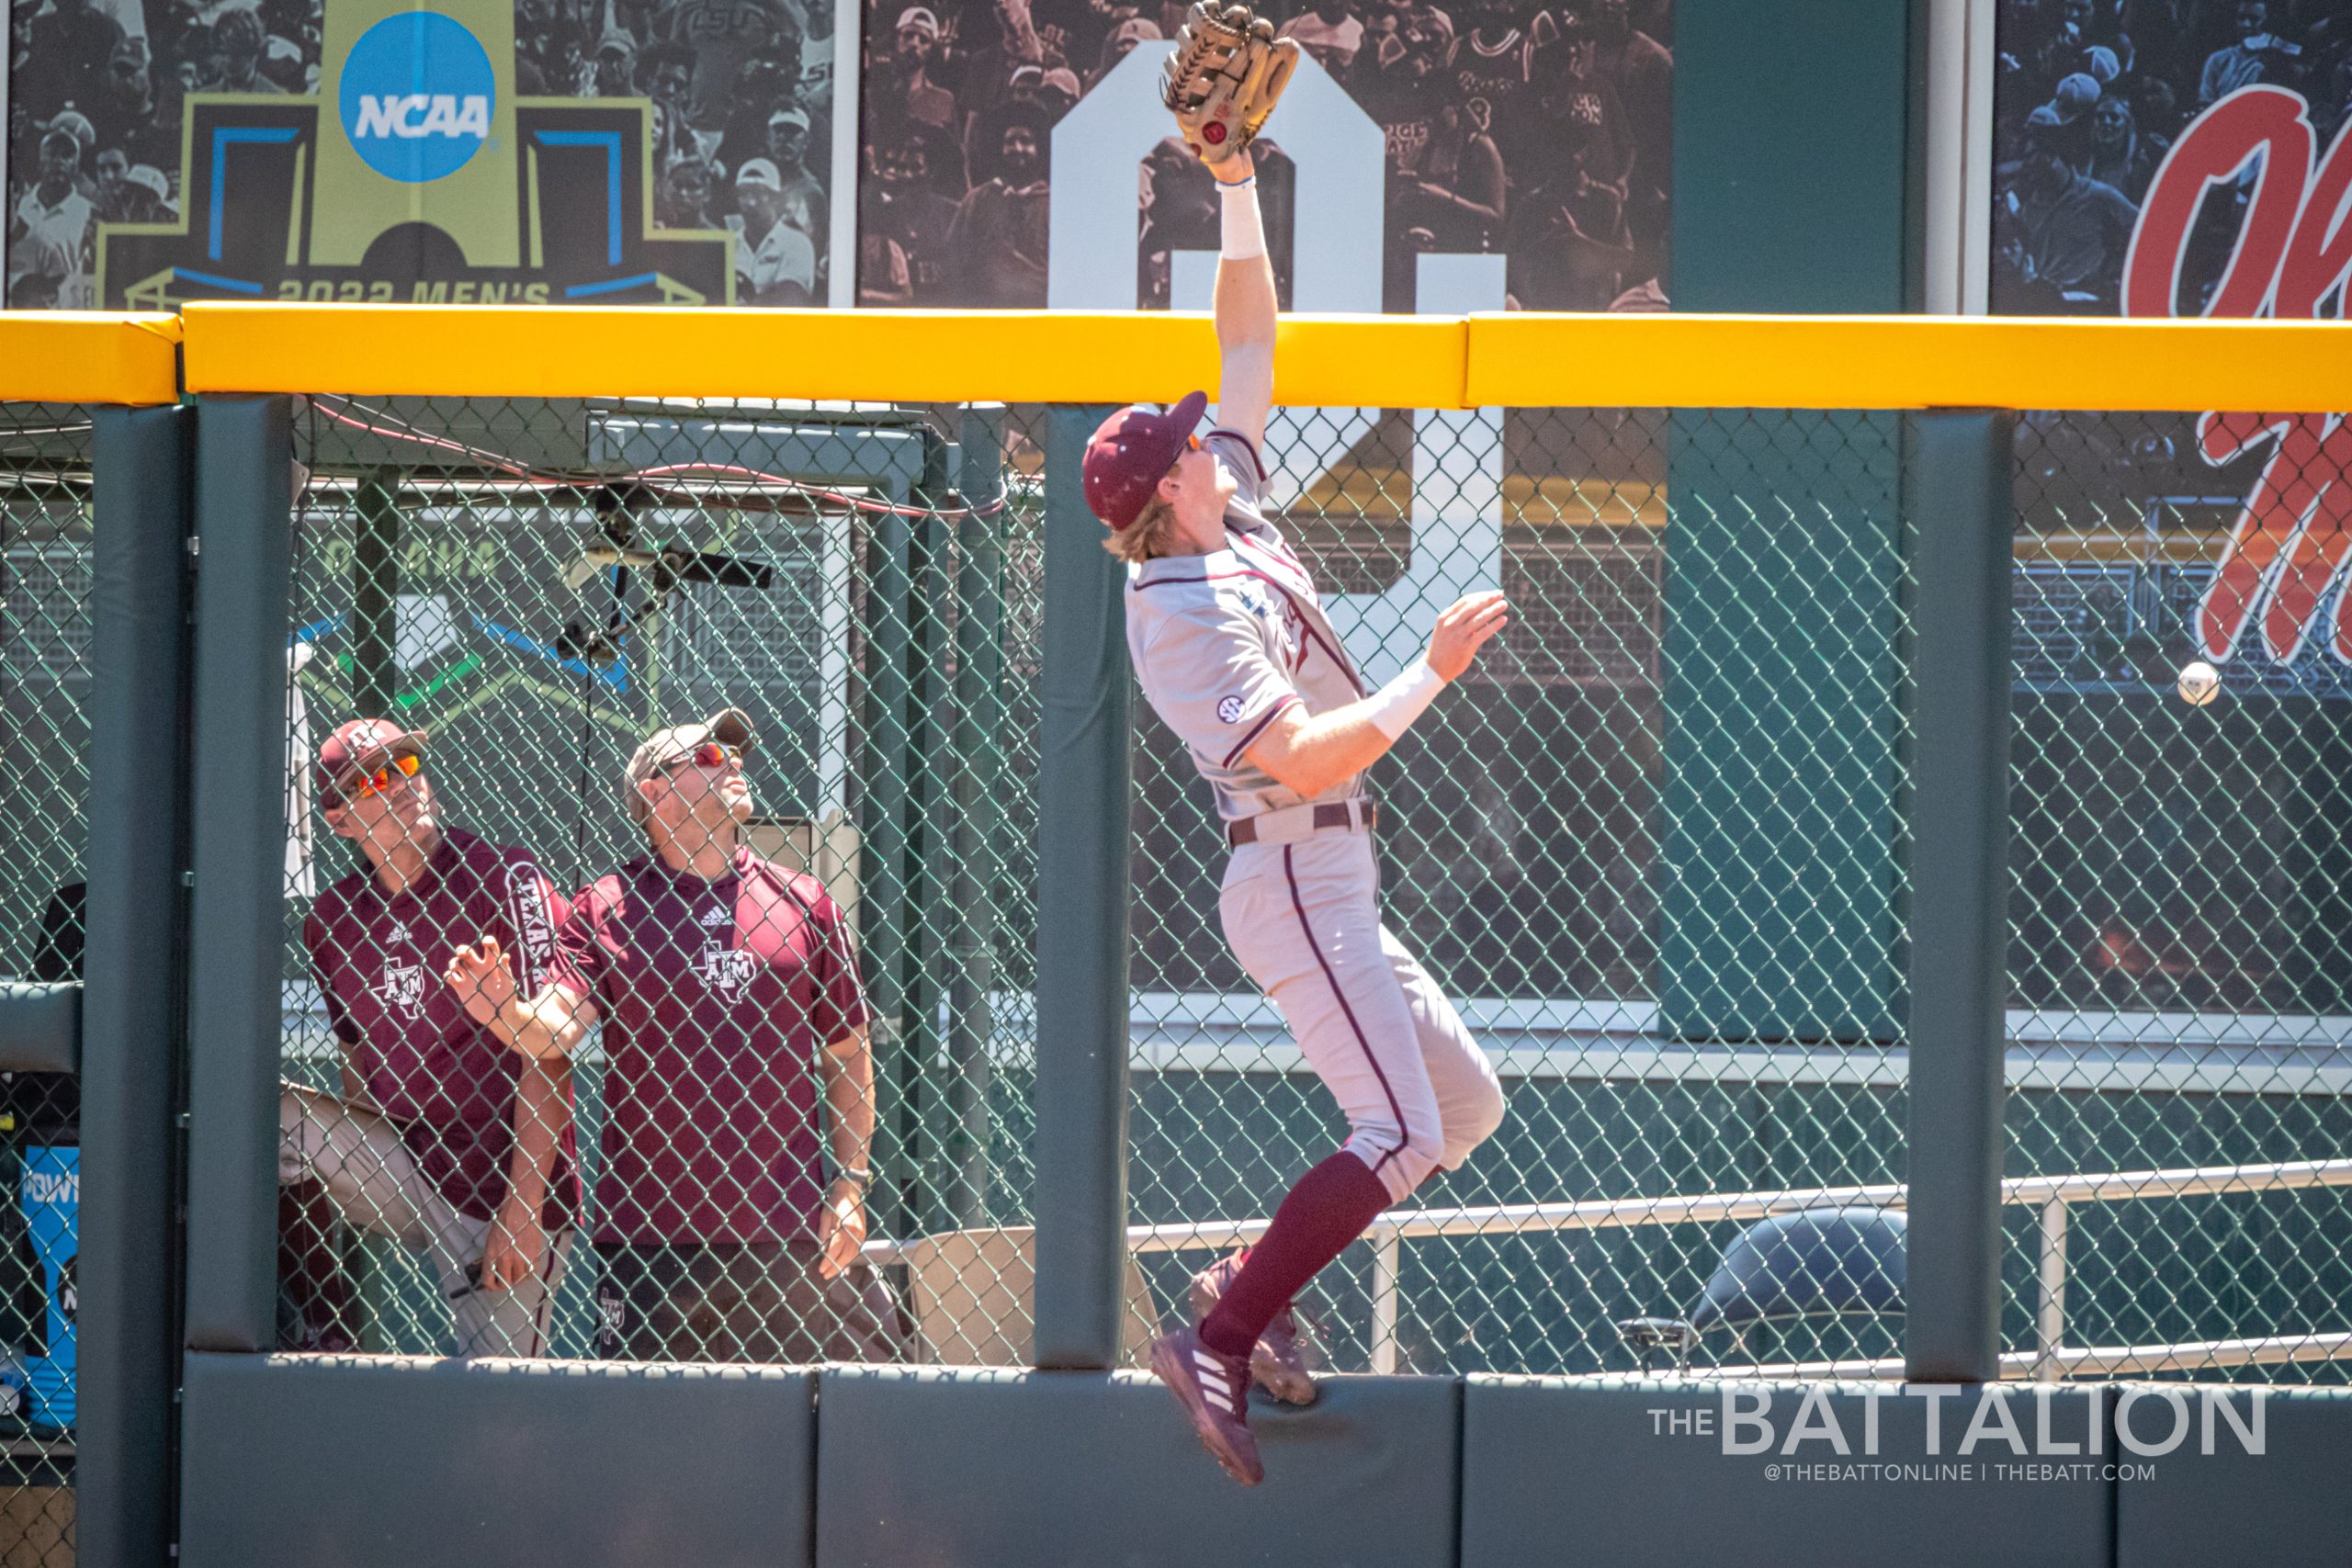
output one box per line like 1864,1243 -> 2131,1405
0,312 -> 183,405
0,305 -> 2338,412
175,303 -> 1462,408
1463,314 -> 2352,412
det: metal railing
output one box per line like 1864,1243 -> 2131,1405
863,1155 -> 2352,1377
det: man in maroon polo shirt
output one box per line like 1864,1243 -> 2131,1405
447,707 -> 907,1363
288,718 -> 580,1358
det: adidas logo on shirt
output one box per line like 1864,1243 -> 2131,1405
699,905 -> 730,928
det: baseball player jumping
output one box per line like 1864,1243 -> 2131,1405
1086,4 -> 1510,1486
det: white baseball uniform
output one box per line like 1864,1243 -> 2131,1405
1125,429 -> 1505,1202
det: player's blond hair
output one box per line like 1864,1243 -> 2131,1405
1101,495 -> 1181,565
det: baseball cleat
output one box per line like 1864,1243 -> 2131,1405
1190,1251 -> 1319,1405
1149,1325 -> 1264,1486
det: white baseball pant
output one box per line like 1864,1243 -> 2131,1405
1219,828 -> 1507,1203
278,1080 -> 571,1358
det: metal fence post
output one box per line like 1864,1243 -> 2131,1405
1901,408 -> 2016,1383
908,433 -> 954,1236
862,476 -> 917,1243
1032,404 -> 1130,1369
948,406 -> 1006,1231
183,395 -> 295,1353
80,402 -> 195,1568
350,468 -> 400,720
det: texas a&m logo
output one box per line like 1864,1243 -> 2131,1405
376,958 -> 428,1020
504,863 -> 556,992
2121,85 -> 2352,667
700,938 -> 757,998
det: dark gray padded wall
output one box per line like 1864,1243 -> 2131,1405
0,983 -> 78,1072
816,1369 -> 1458,1567
1461,1378 -> 2112,1568
181,1353 -> 816,1568
2116,1384 -> 2352,1568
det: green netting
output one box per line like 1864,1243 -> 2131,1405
1,401 -> 92,1568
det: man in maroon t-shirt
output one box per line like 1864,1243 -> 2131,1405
447,707 -> 907,1363
288,719 -> 580,1358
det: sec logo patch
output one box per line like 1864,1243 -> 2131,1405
1217,695 -> 1245,724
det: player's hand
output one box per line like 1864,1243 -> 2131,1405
481,1191 -> 547,1292
815,1179 -> 868,1280
1426,591 -> 1510,682
1212,147 -> 1256,185
444,938 -> 517,1028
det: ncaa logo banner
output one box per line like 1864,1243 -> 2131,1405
340,12 -> 497,183
10,0 -> 844,310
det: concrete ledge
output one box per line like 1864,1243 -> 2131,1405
2116,1383 -> 2352,1568
180,1352 -> 816,1568
814,1368 -> 1458,1568
1461,1377 -> 2112,1568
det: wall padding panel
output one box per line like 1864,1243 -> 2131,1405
2115,1383 -> 2352,1568
814,1368 -> 1458,1568
180,1353 -> 816,1568
1460,1377 -> 2113,1568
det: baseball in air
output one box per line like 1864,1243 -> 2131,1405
2177,660 -> 2221,706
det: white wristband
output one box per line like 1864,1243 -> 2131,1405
1219,176 -> 1266,261
1363,657 -> 1445,742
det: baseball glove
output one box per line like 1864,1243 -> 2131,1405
1160,2 -> 1299,166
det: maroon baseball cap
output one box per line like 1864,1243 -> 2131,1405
1082,390 -> 1208,530
316,717 -> 426,798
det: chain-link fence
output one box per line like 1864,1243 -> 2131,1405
2,402 -> 93,1568
2006,409 -> 2352,1383
1126,406 -> 1918,1380
250,389 -> 2352,1389
1125,400 -> 2352,1387
270,396 -> 1051,1368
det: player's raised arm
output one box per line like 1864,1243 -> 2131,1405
1213,152 -> 1276,451
1165,2 -> 1296,451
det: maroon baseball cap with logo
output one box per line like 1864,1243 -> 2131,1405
1082,390 -> 1208,530
316,717 -> 427,798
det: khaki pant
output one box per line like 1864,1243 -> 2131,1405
593,1240 -> 911,1365
278,1081 -> 571,1359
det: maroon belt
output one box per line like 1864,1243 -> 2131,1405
1226,802 -> 1377,848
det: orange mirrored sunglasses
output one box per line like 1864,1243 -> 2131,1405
346,752 -> 421,798
663,741 -> 741,772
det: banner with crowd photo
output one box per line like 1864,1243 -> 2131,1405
854,0 -> 1670,311
5,0 -> 846,308
1990,0 -> 2352,1021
